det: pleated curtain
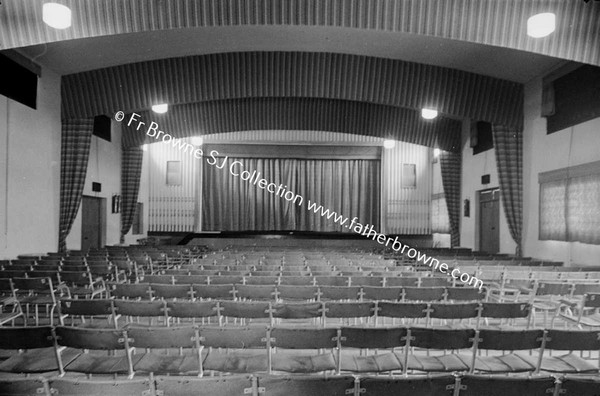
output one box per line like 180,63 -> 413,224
202,158 -> 380,232
58,119 -> 94,252
439,151 -> 462,248
492,125 -> 523,256
120,146 -> 144,243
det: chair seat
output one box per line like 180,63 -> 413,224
0,347 -> 79,373
133,352 -> 201,374
519,352 -> 598,373
473,353 -> 537,373
0,312 -> 22,325
271,351 -> 336,373
203,350 -> 267,373
560,312 -> 600,327
64,352 -> 141,374
401,353 -> 470,372
339,352 -> 402,373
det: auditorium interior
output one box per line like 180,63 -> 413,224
0,1 -> 600,395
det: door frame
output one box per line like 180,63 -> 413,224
477,187 -> 500,253
81,195 -> 107,250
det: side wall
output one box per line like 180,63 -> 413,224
0,68 -> 61,258
522,78 -> 600,266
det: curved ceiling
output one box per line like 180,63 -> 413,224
3,0 -> 599,66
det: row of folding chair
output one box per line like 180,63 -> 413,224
4,373 -> 599,396
0,325 -> 598,377
110,282 -> 485,303
56,298 -> 531,328
141,273 -> 458,287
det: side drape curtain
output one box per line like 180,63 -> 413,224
439,151 -> 462,248
202,158 -> 380,232
492,124 -> 523,256
120,147 -> 144,243
58,119 -> 94,252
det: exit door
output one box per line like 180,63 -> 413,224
479,189 -> 500,254
81,196 -> 106,251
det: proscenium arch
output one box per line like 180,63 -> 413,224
122,97 -> 463,151
2,0 -> 599,66
63,51 -> 523,129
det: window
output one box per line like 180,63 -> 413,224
431,193 -> 450,233
166,161 -> 182,186
539,161 -> 600,245
131,203 -> 144,235
402,163 -> 416,188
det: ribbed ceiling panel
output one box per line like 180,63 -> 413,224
2,0 -> 598,66
63,51 -> 523,128
121,97 -> 462,152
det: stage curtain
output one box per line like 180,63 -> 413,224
439,151 -> 462,247
492,124 -> 523,256
120,146 -> 144,243
58,119 -> 94,252
202,157 -> 380,232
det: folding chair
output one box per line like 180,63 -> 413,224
362,286 -> 402,301
236,284 -> 278,300
245,276 -> 279,285
210,275 -> 244,285
420,277 -> 452,287
201,326 -> 268,373
53,326 -> 135,376
113,299 -> 168,327
401,327 -> 475,373
457,374 -> 556,396
0,377 -> 51,396
557,293 -> 600,328
323,302 -> 375,326
107,282 -> 152,299
57,298 -> 116,328
268,327 -> 339,374
479,302 -> 532,329
277,285 -> 319,301
533,329 -> 600,373
128,325 -> 203,375
337,326 -> 406,373
349,276 -> 384,287
166,300 -> 220,326
470,328 -> 544,373
193,284 -> 235,300
446,287 -> 486,302
319,286 -> 362,301
58,271 -> 106,299
314,276 -> 349,287
279,276 -> 315,286
271,302 -> 323,326
48,377 -> 153,396
558,375 -> 600,396
0,326 -> 71,373
256,375 -> 355,396
12,277 -> 60,326
384,277 -> 419,287
403,287 -> 445,302
219,301 -> 273,326
150,283 -> 193,300
0,278 -> 22,325
155,375 -> 253,396
359,375 -> 456,396
428,302 -> 480,328
376,302 -> 429,326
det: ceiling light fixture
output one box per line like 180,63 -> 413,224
383,139 -> 396,149
42,3 -> 72,29
190,136 -> 204,146
152,103 -> 168,114
421,108 -> 438,120
527,13 -> 556,38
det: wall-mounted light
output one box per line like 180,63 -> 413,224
383,139 -> 396,149
433,148 -> 441,157
43,3 -> 72,29
151,103 -> 168,114
141,144 -> 149,152
527,13 -> 556,38
421,108 -> 438,120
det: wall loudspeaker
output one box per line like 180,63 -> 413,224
92,182 -> 101,192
